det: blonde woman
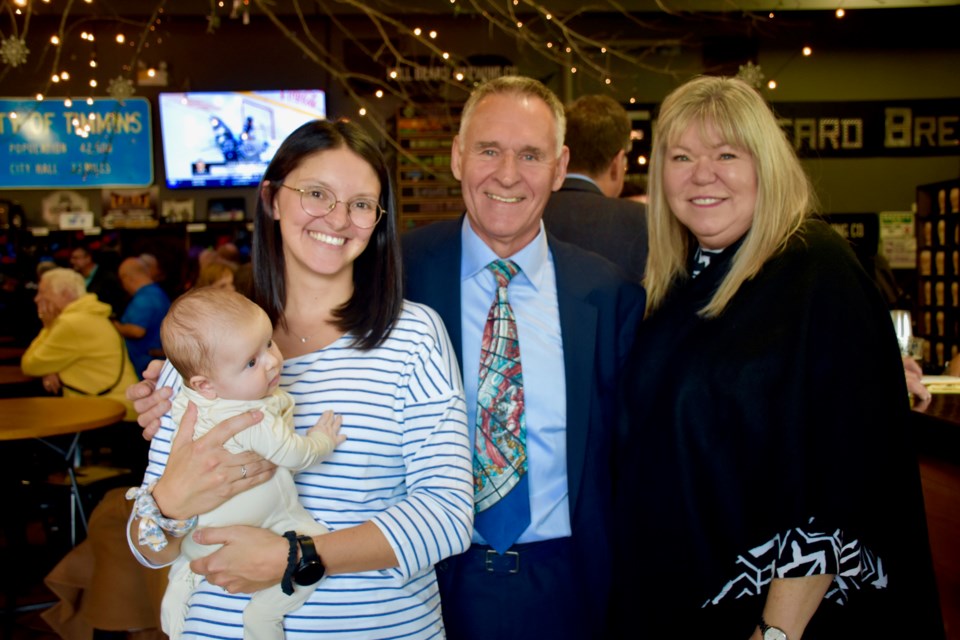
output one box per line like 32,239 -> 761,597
614,77 -> 940,639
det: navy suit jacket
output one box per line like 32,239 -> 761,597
402,217 -> 645,626
543,176 -> 649,283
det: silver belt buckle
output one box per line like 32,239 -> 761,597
484,549 -> 520,574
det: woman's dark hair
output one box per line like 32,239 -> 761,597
252,119 -> 403,349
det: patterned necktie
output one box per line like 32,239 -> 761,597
473,259 -> 530,553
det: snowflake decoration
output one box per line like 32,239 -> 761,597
736,61 -> 765,89
1,37 -> 30,67
107,75 -> 136,100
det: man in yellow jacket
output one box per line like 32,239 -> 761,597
22,267 -> 139,420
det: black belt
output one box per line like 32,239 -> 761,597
463,537 -> 572,574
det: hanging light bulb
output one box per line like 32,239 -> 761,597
836,8 -> 845,18
802,46 -> 812,56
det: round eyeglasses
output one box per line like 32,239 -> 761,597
278,183 -> 384,229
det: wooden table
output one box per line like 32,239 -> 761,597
0,397 -> 126,441
0,397 -> 127,544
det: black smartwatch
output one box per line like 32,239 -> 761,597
293,535 -> 325,586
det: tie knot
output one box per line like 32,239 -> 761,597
487,259 -> 520,289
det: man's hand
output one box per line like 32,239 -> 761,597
42,373 -> 61,394
903,355 -> 931,410
36,298 -> 60,329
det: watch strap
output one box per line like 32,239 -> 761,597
281,530 -> 298,595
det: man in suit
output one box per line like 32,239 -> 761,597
542,94 -> 648,282
402,77 -> 644,639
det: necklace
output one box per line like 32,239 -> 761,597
287,319 -> 321,344
290,329 -> 311,344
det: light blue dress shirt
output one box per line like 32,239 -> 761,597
460,217 -> 571,544
563,173 -> 601,189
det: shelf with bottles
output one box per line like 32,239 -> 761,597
395,106 -> 464,231
915,178 -> 960,370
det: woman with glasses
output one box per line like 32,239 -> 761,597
127,120 -> 472,638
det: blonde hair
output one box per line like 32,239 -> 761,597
161,287 -> 265,383
645,76 -> 817,317
195,262 -> 236,289
459,75 -> 566,158
41,268 -> 86,301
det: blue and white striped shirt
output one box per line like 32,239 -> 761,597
131,301 -> 472,638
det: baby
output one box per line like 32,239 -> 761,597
155,287 -> 344,640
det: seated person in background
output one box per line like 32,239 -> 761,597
70,244 -> 127,318
136,287 -> 345,640
115,257 -> 171,378
22,267 -> 138,420
139,252 -> 164,284
194,262 -> 236,291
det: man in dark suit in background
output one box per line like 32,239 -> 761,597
543,95 -> 648,282
402,77 -> 644,639
70,244 -> 127,317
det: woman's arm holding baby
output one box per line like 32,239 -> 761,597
127,399 -> 276,565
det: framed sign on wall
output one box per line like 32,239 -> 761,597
1,97 -> 153,189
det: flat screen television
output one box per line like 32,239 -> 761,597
159,90 -> 327,189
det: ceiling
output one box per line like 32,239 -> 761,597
45,0 -> 960,18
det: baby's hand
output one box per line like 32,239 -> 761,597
309,410 -> 346,447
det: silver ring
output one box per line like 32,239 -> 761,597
240,465 -> 247,479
